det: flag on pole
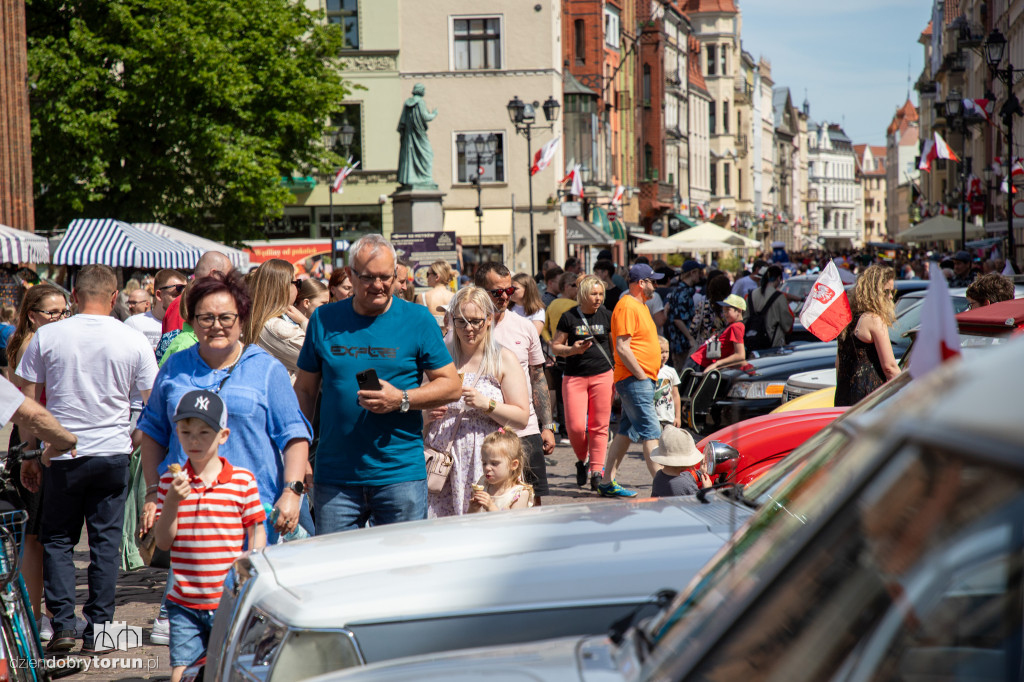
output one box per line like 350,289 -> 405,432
571,164 -> 583,198
933,131 -> 959,162
650,0 -> 665,21
798,260 -> 853,342
918,137 -> 936,171
611,185 -> 625,205
963,98 -> 992,124
331,157 -> 359,193
560,166 -> 576,185
908,265 -> 961,379
530,136 -> 560,176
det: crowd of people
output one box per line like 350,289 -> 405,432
0,234 -> 1017,680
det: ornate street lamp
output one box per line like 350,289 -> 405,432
985,28 -> 1023,271
507,94 -> 561,274
457,133 -> 499,265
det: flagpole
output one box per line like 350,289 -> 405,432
330,178 -> 336,270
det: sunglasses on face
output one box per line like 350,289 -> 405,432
158,284 -> 186,295
453,317 -> 488,329
292,279 -> 302,287
487,287 -> 516,299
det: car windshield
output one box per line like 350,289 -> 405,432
890,295 -> 969,345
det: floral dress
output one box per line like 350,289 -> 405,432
426,372 -> 505,517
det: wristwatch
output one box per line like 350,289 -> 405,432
284,480 -> 305,495
400,390 -> 410,413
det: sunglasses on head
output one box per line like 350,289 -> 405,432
488,286 -> 516,298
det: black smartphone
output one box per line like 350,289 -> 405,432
356,369 -> 382,391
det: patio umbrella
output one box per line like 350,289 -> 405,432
634,236 -> 736,255
667,222 -> 761,248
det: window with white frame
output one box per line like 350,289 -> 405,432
454,131 -> 505,183
452,17 -> 502,70
604,5 -> 621,48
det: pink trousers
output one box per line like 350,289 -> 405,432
562,370 -> 613,473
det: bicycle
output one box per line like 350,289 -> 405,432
0,443 -> 80,681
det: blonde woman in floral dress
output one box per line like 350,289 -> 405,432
425,287 -> 529,517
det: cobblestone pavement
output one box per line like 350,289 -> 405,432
44,437 -> 656,680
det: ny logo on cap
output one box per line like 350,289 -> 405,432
195,396 -> 210,411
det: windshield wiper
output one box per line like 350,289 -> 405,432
607,588 -> 677,649
696,481 -> 737,504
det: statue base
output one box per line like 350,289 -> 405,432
390,189 -> 446,233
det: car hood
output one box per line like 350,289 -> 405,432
305,636 -> 586,682
257,498 -> 752,629
722,346 -> 837,382
786,368 -> 837,389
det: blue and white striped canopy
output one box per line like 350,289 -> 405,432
0,224 -> 50,264
134,223 -> 249,270
53,219 -> 202,269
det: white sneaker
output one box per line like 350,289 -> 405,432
39,616 -> 53,642
151,617 -> 170,646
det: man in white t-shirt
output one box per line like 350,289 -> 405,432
17,264 -> 158,654
123,288 -> 162,350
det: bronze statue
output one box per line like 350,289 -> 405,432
397,83 -> 439,190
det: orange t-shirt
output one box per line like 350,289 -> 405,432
611,294 -> 661,383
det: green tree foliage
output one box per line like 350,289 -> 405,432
27,0 -> 350,243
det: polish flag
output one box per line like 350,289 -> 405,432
933,131 -> 959,162
611,185 -> 625,205
530,136 -> 560,176
798,260 -> 852,342
963,98 -> 992,124
331,158 -> 359,193
1000,176 -> 1018,194
919,138 -> 936,171
571,164 -> 584,197
908,265 -> 961,379
1012,159 -> 1024,177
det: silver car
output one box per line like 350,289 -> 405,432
206,495 -> 751,681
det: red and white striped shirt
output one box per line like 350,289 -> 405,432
157,458 -> 265,610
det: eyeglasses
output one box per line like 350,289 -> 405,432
968,300 -> 983,310
194,312 -> 240,329
127,300 -> 148,308
354,272 -> 395,286
31,308 -> 70,320
291,279 -> 302,287
157,284 -> 186,295
487,286 -> 516,299
453,317 -> 488,329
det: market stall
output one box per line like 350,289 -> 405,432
0,224 -> 50,264
53,219 -> 202,269
134,223 -> 249,270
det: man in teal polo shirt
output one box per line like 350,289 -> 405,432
294,235 -> 461,533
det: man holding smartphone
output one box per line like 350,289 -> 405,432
294,235 -> 461,533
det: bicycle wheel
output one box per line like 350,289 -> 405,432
0,607 -> 32,682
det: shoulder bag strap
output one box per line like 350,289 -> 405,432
578,311 -> 615,370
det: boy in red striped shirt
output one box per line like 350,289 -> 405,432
154,390 -> 266,682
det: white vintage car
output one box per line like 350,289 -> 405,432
205,494 -> 752,681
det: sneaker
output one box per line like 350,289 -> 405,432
151,616 -> 170,646
45,630 -> 76,654
590,472 -> 602,491
575,461 -> 587,487
39,616 -> 53,642
559,437 -> 571,445
598,480 -> 638,498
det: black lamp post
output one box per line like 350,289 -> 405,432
329,123 -> 356,269
943,89 -> 971,250
507,94 -> 561,275
457,133 -> 499,266
985,28 -> 1023,271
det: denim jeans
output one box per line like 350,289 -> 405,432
615,376 -> 662,443
313,480 -> 427,535
166,601 -> 216,668
41,454 -> 130,642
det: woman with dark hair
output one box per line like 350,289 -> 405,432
295,278 -> 330,319
137,271 -> 312,542
835,265 -> 900,407
328,268 -> 353,302
745,265 -> 793,351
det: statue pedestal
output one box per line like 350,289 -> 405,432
390,189 -> 446,233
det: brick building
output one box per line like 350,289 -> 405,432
0,0 -> 35,231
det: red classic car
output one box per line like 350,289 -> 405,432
696,407 -> 845,486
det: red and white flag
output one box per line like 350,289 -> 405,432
611,184 -> 625,205
798,260 -> 853,342
908,265 -> 961,379
530,136 -> 560,176
331,157 -> 359,193
571,164 -> 583,197
919,137 -> 936,171
933,131 -> 959,162
963,98 -> 992,124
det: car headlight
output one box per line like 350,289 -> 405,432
268,630 -> 362,682
232,608 -> 287,681
727,381 -> 785,399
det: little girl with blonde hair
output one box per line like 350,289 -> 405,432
469,430 -> 534,512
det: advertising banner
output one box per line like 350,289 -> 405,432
390,232 -> 457,286
244,239 -> 331,277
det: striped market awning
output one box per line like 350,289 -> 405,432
53,219 -> 202,269
134,223 -> 249,270
0,224 -> 50,264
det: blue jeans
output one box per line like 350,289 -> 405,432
313,480 -> 427,535
615,376 -> 662,443
166,601 -> 216,668
41,454 -> 130,643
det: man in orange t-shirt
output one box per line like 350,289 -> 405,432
598,263 -> 664,498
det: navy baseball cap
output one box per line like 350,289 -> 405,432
628,263 -> 664,282
173,390 -> 228,431
681,259 -> 703,273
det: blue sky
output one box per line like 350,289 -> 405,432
740,0 -> 928,146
